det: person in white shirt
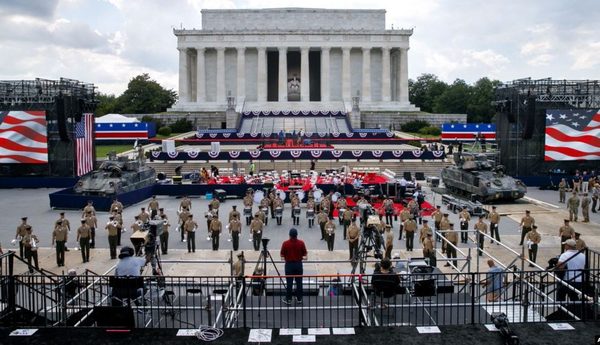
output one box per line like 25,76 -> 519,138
556,239 -> 586,301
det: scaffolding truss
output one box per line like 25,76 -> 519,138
0,78 -> 97,105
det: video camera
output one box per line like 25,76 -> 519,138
491,313 -> 519,345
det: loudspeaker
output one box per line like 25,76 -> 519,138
55,96 -> 69,142
521,96 -> 536,139
93,306 -> 134,328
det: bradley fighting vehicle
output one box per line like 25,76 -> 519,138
440,153 -> 526,202
74,153 -> 156,195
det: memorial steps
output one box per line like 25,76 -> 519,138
238,116 -> 350,135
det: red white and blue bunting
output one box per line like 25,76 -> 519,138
151,150 -> 446,161
242,110 -> 346,116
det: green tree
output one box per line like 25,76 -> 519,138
115,73 -> 177,114
409,73 -> 448,112
95,93 -> 118,116
466,77 -> 500,123
433,79 -> 471,114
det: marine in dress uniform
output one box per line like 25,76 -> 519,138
52,220 -> 68,266
559,219 -> 575,253
210,217 -> 222,251
474,215 -> 488,256
403,216 -> 417,251
77,220 -> 91,263
184,214 -> 198,253
250,215 -> 264,251
325,219 -> 336,251
15,217 -> 29,258
525,225 -> 541,266
347,221 -> 360,260
160,214 -> 170,255
229,217 -> 242,251
105,216 -> 119,259
459,208 -> 471,243
444,223 -> 458,267
488,206 -> 501,243
519,210 -> 535,246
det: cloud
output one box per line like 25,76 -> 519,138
520,41 -> 551,56
570,41 -> 600,70
0,0 -> 59,19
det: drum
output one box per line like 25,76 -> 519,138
277,189 -> 286,201
244,208 -> 252,216
331,192 -> 340,203
293,208 -> 301,216
314,190 -> 323,202
296,190 -> 305,201
275,207 -> 283,216
253,190 -> 264,204
306,209 -> 315,219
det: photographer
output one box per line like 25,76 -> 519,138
144,233 -> 162,276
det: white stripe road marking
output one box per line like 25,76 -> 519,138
523,196 -> 560,209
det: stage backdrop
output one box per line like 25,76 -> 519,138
544,109 -> 600,161
0,110 -> 48,164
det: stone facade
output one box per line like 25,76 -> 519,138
169,8 -> 419,121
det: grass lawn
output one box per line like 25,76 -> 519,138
95,144 -> 134,158
405,132 -> 441,139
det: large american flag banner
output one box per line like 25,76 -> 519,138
76,113 -> 94,175
0,110 -> 48,164
441,123 -> 496,141
545,109 -> 600,161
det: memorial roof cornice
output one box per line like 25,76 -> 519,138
174,29 -> 413,36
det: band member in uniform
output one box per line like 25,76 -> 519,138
423,233 -> 436,266
229,215 -> 242,251
474,215 -> 488,256
82,200 -> 96,218
419,219 -> 432,244
567,193 -> 579,222
260,195 -> 270,226
243,191 -> 254,226
77,219 -> 91,263
431,205 -> 442,241
273,194 -> 284,225
403,215 -> 417,251
318,209 -> 329,241
111,198 -> 124,214
459,207 -> 471,244
113,210 -> 123,246
15,217 -> 28,257
383,196 -> 394,226
268,189 -> 276,219
488,206 -> 501,243
84,210 -> 97,249
210,216 -> 222,251
342,207 -> 353,240
525,225 -> 541,266
22,226 -> 39,273
384,224 -> 394,260
105,216 -> 119,259
180,195 -> 192,212
148,195 -> 160,218
250,214 -> 264,251
56,212 -> 71,251
337,197 -> 348,225
184,214 -> 198,253
325,218 -> 336,251
306,197 -> 316,228
229,205 -> 240,223
347,220 -> 360,260
52,219 -> 68,266
209,198 -> 220,217
138,207 -> 150,223
444,223 -> 458,267
160,214 -> 170,255
398,207 -> 410,241
559,219 -> 574,253
439,213 -> 450,251
291,194 -> 301,226
519,210 -> 535,246
558,178 -> 567,203
178,207 -> 190,242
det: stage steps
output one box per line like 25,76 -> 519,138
482,304 -> 546,323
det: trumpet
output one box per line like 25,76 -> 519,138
163,219 -> 169,226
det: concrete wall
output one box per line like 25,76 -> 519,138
361,112 -> 467,129
201,8 -> 385,31
245,48 -> 258,102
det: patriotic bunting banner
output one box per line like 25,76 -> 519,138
150,150 -> 445,161
545,109 -> 600,161
441,123 -> 496,141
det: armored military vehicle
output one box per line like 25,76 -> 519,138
441,153 -> 526,202
74,155 -> 156,195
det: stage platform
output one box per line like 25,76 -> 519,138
2,321 -> 599,345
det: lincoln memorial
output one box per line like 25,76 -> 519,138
169,8 -> 419,129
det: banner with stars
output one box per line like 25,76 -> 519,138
441,123 -> 496,141
545,109 -> 600,161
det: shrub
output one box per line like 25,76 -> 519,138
401,120 -> 430,133
170,118 -> 193,133
418,126 -> 441,136
158,126 -> 172,136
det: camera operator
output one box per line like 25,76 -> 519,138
144,232 -> 162,276
115,246 -> 148,276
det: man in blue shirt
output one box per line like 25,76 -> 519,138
483,259 -> 504,302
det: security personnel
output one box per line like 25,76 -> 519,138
243,192 -> 254,226
250,214 -> 264,251
209,216 -> 222,251
229,216 -> 242,251
419,219 -> 433,244
567,193 -> 580,222
180,195 -> 192,212
178,207 -> 190,242
399,208 -> 410,241
444,223 -> 458,267
184,214 -> 198,253
525,225 -> 541,267
84,210 -> 97,249
209,198 -> 220,216
559,219 -> 575,253
342,208 -> 353,239
403,215 -> 417,251
474,215 -> 488,256
15,217 -> 29,257
581,193 -> 590,223
55,212 -> 71,251
558,178 -> 567,203
105,216 -> 119,259
324,219 -> 336,251
488,206 -> 501,243
459,208 -> 471,243
384,224 -> 394,259
439,213 -> 450,250
82,200 -> 96,218
138,207 -> 150,223
111,198 -> 124,214
423,233 -> 436,267
148,195 -> 160,218
518,210 -> 535,246
318,209 -> 329,241
347,220 -> 360,260
77,219 -> 91,263
52,219 -> 68,266
160,214 -> 170,255
229,205 -> 241,223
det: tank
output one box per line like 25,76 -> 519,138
74,155 -> 156,195
440,153 -> 526,202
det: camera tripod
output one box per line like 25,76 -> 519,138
252,238 -> 285,289
350,225 -> 383,279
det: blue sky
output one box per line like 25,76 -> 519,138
0,0 -> 598,95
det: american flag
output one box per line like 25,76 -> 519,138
0,111 -> 48,164
76,113 -> 94,175
545,109 -> 600,161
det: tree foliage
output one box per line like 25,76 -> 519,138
408,74 -> 500,122
95,73 -> 177,116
